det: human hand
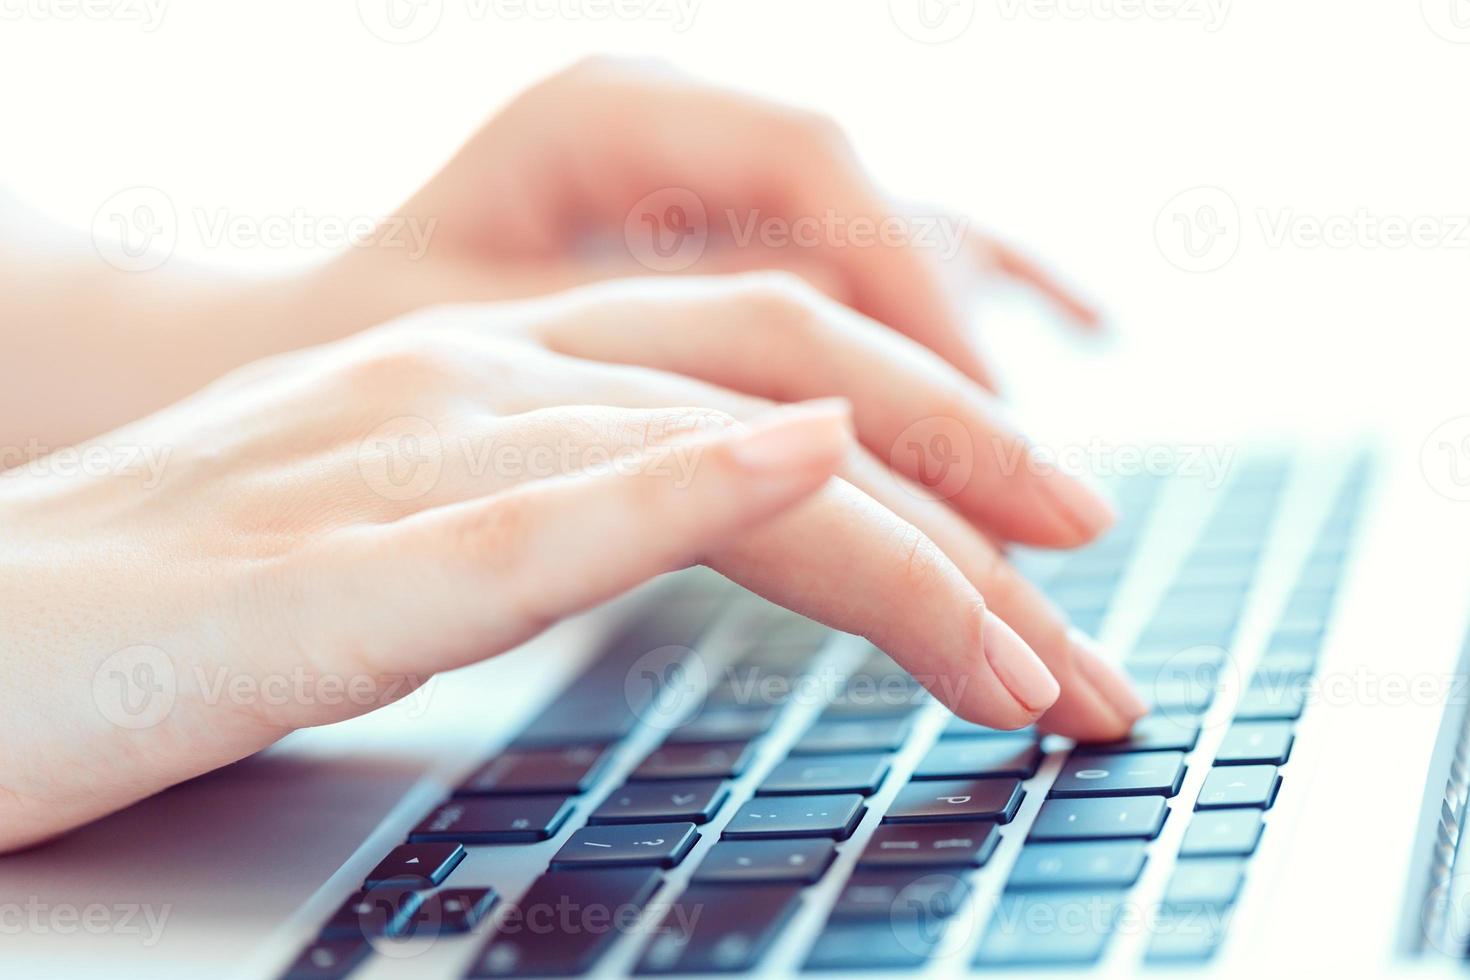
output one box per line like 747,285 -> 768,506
345,56 -> 1101,389
0,274 -> 1139,852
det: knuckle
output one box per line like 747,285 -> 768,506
339,336 -> 460,392
641,408 -> 742,449
890,521 -> 946,595
774,107 -> 849,155
455,491 -> 534,575
731,270 -> 828,333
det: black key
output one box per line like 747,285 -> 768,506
942,717 -> 1038,740
1028,796 -> 1168,841
665,706 -> 776,744
858,822 -> 1000,868
472,868 -> 662,977
884,778 -> 1024,824
279,938 -> 370,980
830,868 -> 970,922
589,779 -> 727,825
912,737 -> 1041,779
364,843 -> 465,888
632,741 -> 755,780
551,822 -> 699,869
757,752 -> 890,796
1196,766 -> 1280,810
1179,810 -> 1264,857
1008,842 -> 1147,889
792,717 -> 912,755
804,921 -> 936,971
457,745 -> 609,796
975,891 -> 1125,966
692,839 -> 836,884
410,796 -> 573,843
416,887 -> 498,935
321,888 -> 424,939
636,883 -> 801,974
1215,721 -> 1294,765
1163,857 -> 1246,906
722,793 -> 865,840
1085,715 -> 1200,753
1050,751 -> 1185,798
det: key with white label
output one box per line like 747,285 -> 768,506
858,822 -> 1001,868
1195,766 -> 1281,810
550,822 -> 698,869
692,839 -> 837,884
1050,751 -> 1186,798
722,794 -> 865,840
1028,796 -> 1170,841
883,778 -> 1025,824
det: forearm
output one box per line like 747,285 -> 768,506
0,238 -> 557,455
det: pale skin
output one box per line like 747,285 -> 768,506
0,58 -> 1144,854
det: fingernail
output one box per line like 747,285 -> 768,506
1038,463 -> 1117,537
1069,629 -> 1148,721
726,398 -> 852,473
982,610 -> 1059,714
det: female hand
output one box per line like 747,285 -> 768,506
338,56 -> 1101,389
0,273 -> 1140,853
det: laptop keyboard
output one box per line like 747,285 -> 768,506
278,454 -> 1370,979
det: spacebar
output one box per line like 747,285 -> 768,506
469,868 -> 663,977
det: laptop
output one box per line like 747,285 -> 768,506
7,428 -> 1470,978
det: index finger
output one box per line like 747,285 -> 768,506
707,477 -> 1060,729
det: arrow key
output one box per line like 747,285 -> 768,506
364,842 -> 465,889
1195,766 -> 1281,810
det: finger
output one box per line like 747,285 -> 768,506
325,399 -> 852,675
968,233 -> 1103,332
523,357 -> 1117,731
841,448 -> 1144,739
706,478 -> 1058,729
520,275 -> 1115,547
757,134 -> 993,386
463,352 -> 1074,728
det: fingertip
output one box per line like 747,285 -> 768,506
980,609 -> 1060,716
725,398 -> 853,475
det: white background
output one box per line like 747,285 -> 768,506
2,0 -> 1468,448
